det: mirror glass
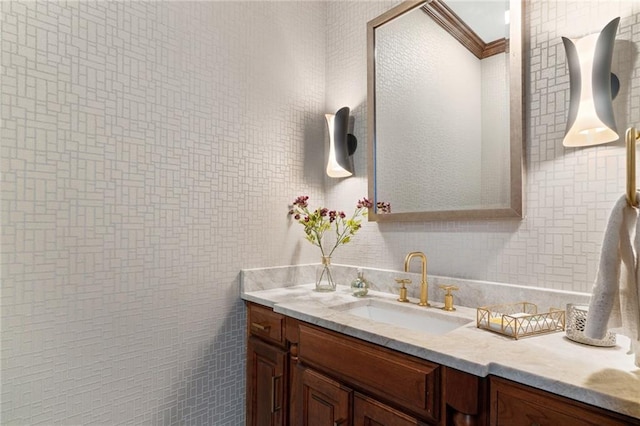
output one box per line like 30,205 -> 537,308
367,0 -> 523,221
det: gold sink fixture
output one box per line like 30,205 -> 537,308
404,251 -> 429,307
439,285 -> 459,311
394,278 -> 411,302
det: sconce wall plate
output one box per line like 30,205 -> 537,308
562,17 -> 620,147
325,106 -> 357,177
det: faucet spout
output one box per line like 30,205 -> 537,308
404,251 -> 429,307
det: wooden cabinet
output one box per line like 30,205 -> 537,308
247,303 -> 285,347
246,302 -> 485,426
489,376 -> 640,426
353,392 -> 423,426
295,322 -> 440,423
300,368 -> 351,426
246,303 -> 288,426
246,336 -> 286,426
245,302 -> 638,426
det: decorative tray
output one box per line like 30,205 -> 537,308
476,302 -> 565,339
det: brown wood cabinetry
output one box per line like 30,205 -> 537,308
489,376 -> 640,426
245,302 -> 637,426
300,367 -> 351,426
296,323 -> 440,422
353,392 -> 423,426
246,302 -> 485,426
246,336 -> 286,426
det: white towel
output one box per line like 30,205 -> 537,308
585,193 -> 640,366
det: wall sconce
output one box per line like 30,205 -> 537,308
325,106 -> 357,177
562,17 -> 620,147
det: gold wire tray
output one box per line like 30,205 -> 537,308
476,302 -> 565,339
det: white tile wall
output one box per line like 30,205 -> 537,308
1,1 -> 326,424
327,0 -> 640,294
4,0 -> 640,424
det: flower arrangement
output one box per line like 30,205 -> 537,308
289,195 -> 373,258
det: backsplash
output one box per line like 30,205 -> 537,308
324,0 -> 640,293
241,264 -> 591,311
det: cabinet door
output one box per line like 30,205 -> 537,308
298,323 -> 440,422
247,336 -> 286,426
354,392 -> 423,426
490,376 -> 640,426
300,368 -> 351,426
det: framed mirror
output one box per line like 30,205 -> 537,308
367,0 -> 523,222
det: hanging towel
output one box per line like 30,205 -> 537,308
585,193 -> 640,367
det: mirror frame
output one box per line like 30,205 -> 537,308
366,0 -> 524,222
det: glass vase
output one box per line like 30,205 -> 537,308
315,256 -> 336,292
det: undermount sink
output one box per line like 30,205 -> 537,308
332,298 -> 473,335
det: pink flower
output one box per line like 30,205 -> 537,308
288,195 -> 369,257
357,197 -> 373,209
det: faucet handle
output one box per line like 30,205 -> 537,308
395,278 -> 411,302
439,285 -> 459,311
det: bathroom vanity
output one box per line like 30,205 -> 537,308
241,268 -> 640,426
247,302 -> 485,425
245,300 -> 639,426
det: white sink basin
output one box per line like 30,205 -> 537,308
333,298 -> 473,335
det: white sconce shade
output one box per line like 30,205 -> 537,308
325,106 -> 357,178
562,18 -> 620,147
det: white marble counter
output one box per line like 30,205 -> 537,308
240,266 -> 640,420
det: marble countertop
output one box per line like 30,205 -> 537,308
242,283 -> 640,420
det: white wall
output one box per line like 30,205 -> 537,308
375,7 -> 482,212
481,53 -> 510,207
1,1 -> 326,424
4,1 -> 640,424
326,0 -> 640,293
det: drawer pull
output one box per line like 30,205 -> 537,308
251,322 -> 271,332
334,419 -> 346,426
271,375 -> 282,413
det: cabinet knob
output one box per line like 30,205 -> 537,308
334,419 -> 346,426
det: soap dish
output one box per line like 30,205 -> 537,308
476,302 -> 565,339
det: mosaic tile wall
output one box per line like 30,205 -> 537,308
326,0 -> 640,293
1,1 -> 326,424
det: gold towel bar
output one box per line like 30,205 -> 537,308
626,127 -> 639,207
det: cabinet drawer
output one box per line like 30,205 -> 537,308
297,323 -> 439,423
490,376 -> 640,426
247,303 -> 285,347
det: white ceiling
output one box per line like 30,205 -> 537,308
444,0 -> 510,42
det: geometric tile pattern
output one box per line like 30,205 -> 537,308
327,0 -> 640,294
3,0 -> 640,424
1,1 -> 325,424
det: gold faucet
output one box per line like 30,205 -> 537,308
404,252 -> 429,307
